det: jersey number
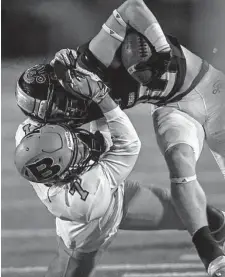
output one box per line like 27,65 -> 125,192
69,177 -> 89,201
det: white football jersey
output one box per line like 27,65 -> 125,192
15,107 -> 140,252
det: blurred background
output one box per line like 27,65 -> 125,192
2,0 -> 225,71
2,1 -> 225,276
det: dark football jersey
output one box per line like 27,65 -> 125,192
77,35 -> 187,123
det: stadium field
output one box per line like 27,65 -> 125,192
2,60 -> 225,277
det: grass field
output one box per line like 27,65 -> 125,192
2,59 -> 225,277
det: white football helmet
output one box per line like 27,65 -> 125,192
14,124 -> 106,183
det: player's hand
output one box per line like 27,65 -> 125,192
51,48 -> 77,68
50,49 -> 78,80
60,66 -> 110,104
51,48 -> 110,104
135,51 -> 172,78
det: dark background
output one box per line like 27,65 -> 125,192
2,2 -> 225,276
2,0 -> 225,71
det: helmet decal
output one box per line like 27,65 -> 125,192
65,131 -> 74,150
25,157 -> 61,181
23,64 -> 48,85
16,63 -> 90,125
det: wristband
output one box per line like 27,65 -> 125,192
144,23 -> 170,52
102,24 -> 125,42
113,9 -> 127,28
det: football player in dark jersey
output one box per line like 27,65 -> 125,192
49,0 -> 225,275
15,0 -> 225,276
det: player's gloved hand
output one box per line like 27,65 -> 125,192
50,48 -> 78,80
61,65 -> 110,104
135,50 -> 172,79
51,48 -> 110,104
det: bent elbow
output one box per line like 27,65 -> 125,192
118,0 -> 145,22
136,137 -> 142,154
127,0 -> 145,13
128,136 -> 141,155
127,0 -> 144,7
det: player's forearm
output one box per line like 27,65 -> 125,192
101,105 -> 141,187
104,105 -> 141,152
89,13 -> 126,67
99,94 -> 139,149
119,0 -> 170,52
90,118 -> 109,134
89,0 -> 170,65
98,94 -> 118,114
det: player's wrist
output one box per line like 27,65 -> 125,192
101,9 -> 128,43
102,104 -> 123,122
144,23 -> 170,53
98,94 -> 118,114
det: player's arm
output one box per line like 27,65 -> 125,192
97,95 -> 141,187
67,95 -> 141,222
89,0 -> 171,67
78,95 -> 141,221
90,118 -> 113,152
72,68 -> 142,174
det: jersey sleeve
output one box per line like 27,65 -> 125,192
15,119 -> 41,146
67,107 -> 141,222
100,106 -> 141,189
90,118 -> 112,152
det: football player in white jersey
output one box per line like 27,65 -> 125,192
15,61 -> 225,277
15,66 -> 186,277
44,0 -> 225,276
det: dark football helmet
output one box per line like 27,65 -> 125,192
14,124 -> 106,184
15,64 -> 89,126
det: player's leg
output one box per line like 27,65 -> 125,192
207,203 -> 225,247
152,106 -> 224,272
45,236 -> 101,277
119,179 -> 184,230
120,180 -> 225,235
203,69 -> 225,248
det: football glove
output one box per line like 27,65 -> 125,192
50,48 -> 77,80
64,66 -> 110,104
51,49 -> 110,104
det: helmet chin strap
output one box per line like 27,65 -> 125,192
58,127 -> 106,182
77,130 -> 106,164
73,132 -> 103,176
91,130 -> 106,158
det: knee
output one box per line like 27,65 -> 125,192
165,143 -> 196,177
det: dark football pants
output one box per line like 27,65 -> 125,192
45,180 -> 185,277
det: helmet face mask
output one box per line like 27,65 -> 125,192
16,64 -> 89,126
48,88 -> 89,125
60,127 -> 105,182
